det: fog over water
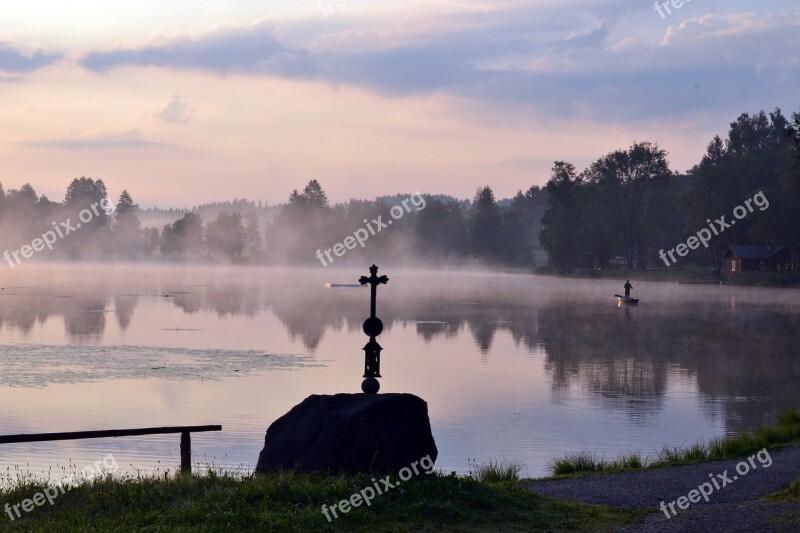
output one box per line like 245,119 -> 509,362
0,263 -> 798,479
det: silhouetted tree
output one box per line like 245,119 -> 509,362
267,180 -> 333,263
142,227 -> 160,256
114,190 -> 142,258
507,185 -> 549,267
683,109 -> 796,273
244,212 -> 261,256
468,186 -> 502,260
11,183 -> 38,204
64,177 -> 110,227
575,179 -> 618,270
791,111 -> 800,155
583,142 -> 672,269
415,197 -> 467,258
540,162 -> 583,272
2,184 -> 42,255
161,213 -> 204,257
60,177 -> 111,259
207,211 -> 246,259
302,179 -> 329,208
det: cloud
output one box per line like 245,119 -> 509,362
22,129 -> 163,149
157,95 -> 194,124
316,44 -> 490,96
551,23 -> 609,52
80,19 -> 314,79
659,12 -> 797,46
605,37 -> 635,52
0,42 -> 61,73
75,6 -> 800,121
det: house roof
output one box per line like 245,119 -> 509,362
724,245 -> 787,260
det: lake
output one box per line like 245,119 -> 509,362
0,263 -> 798,480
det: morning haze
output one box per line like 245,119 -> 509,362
0,1 -> 798,531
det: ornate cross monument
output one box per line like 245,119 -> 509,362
255,263 -> 437,475
358,264 -> 388,394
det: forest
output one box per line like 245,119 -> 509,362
0,108 -> 797,273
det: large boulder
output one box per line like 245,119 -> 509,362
256,393 -> 437,474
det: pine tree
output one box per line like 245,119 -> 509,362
302,179 -> 329,208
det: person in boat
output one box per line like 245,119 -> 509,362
624,280 -> 633,299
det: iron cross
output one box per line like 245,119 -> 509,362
358,264 -> 388,393
359,264 -> 388,319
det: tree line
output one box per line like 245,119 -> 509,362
262,107 -> 799,272
539,108 -> 800,274
0,107 -> 796,270
264,180 -> 548,267
0,179 -> 262,262
0,176 -> 550,266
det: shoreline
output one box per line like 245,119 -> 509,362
538,267 -> 800,289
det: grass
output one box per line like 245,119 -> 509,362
543,266 -> 800,287
548,452 -> 645,476
542,266 -> 718,283
468,458 -> 523,483
548,409 -> 800,477
764,478 -> 800,503
0,464 -> 638,532
761,476 -> 800,527
727,271 -> 800,288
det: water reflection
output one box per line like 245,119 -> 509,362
538,301 -> 800,433
115,294 -> 137,331
0,267 -> 798,438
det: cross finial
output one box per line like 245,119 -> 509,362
359,264 -> 388,318
359,264 -> 389,289
358,265 -> 388,394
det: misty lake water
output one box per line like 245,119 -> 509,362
1,264 -> 798,480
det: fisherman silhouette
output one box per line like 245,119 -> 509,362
624,280 -> 633,299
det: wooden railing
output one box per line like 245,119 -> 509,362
0,425 -> 222,474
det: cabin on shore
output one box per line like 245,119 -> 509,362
723,245 -> 793,276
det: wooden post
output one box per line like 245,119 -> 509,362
0,425 -> 221,444
0,425 -> 221,475
180,431 -> 191,474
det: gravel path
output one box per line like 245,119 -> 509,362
526,446 -> 800,532
614,502 -> 800,532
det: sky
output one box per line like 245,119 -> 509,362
0,0 -> 797,207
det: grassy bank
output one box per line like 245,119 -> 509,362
0,465 -> 637,532
548,409 -> 800,477
765,478 -> 800,504
542,267 -> 800,288
763,476 -> 800,527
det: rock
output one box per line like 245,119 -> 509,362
255,393 -> 437,474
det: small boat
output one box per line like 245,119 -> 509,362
614,294 -> 639,305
